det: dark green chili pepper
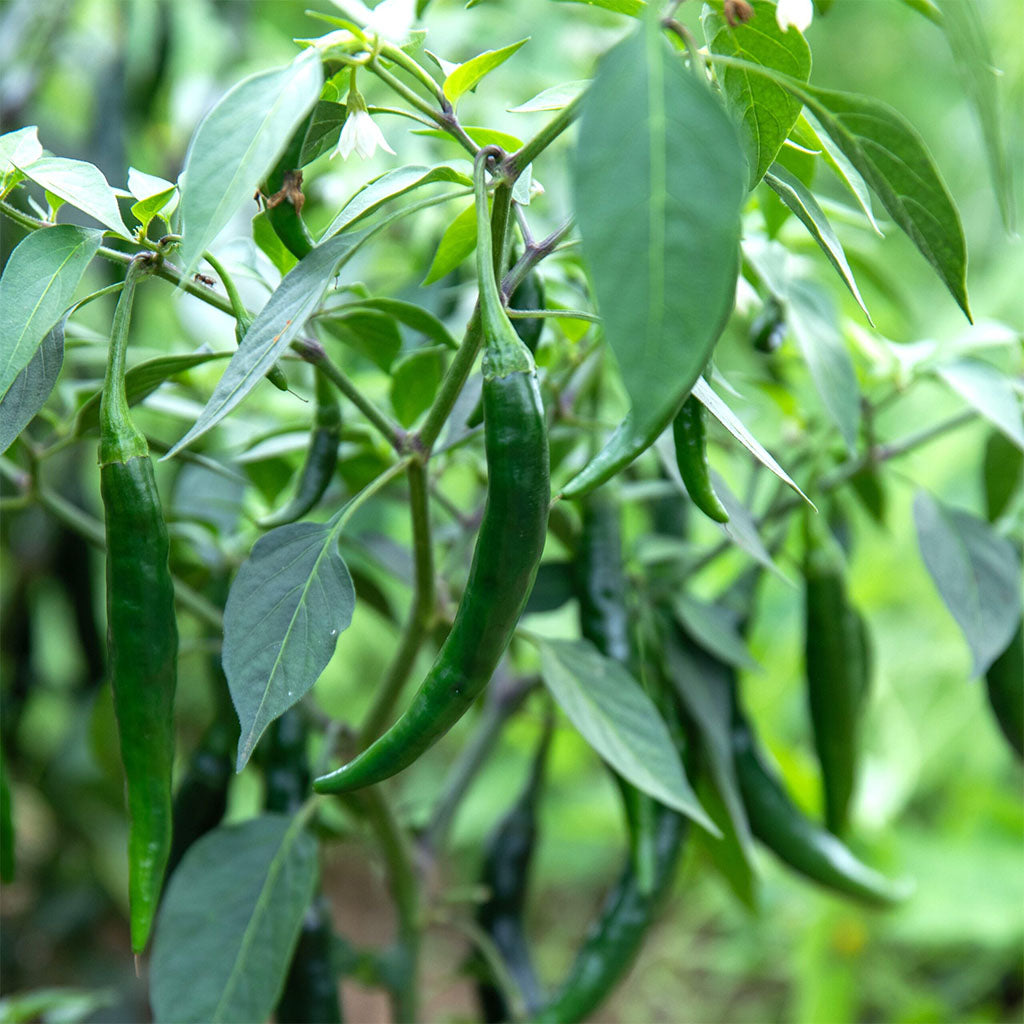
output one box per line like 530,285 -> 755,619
0,745 -> 13,884
672,393 -> 729,524
534,804 -> 686,1024
803,512 -> 867,836
731,692 -> 909,906
749,296 -> 785,353
575,489 -> 658,893
99,255 -> 178,953
236,309 -> 290,393
314,149 -> 549,794
165,678 -> 237,882
259,370 -> 341,527
262,110 -> 316,261
466,263 -> 545,429
474,727 -> 549,1022
263,706 -> 310,815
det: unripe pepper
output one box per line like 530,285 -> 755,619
672,393 -> 729,524
98,255 -> 178,953
314,148 -> 549,794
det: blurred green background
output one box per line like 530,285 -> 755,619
1,0 -> 1022,1022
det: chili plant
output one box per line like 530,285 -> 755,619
0,0 -> 1021,1021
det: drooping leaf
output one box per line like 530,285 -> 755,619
320,310 -> 403,371
691,377 -> 811,505
320,163 -> 471,239
15,156 -> 130,236
224,523 -> 355,770
704,0 -> 811,189
914,491 -> 1022,678
164,231 -> 367,459
442,38 -> 529,106
934,358 -> 1024,451
673,593 -> 759,671
0,315 -> 64,455
73,352 -> 229,437
390,347 -> 444,426
935,0 -> 1015,231
0,226 -> 101,400
508,80 -> 589,113
713,470 -> 788,580
299,100 -> 348,165
536,637 -> 718,833
150,814 -> 318,1023
763,164 -> 872,321
178,49 -> 323,275
571,19 -> 744,476
349,297 -> 459,350
422,202 -> 477,285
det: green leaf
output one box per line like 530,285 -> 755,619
934,358 -> 1024,451
422,201 -> 477,285
536,637 -> 718,833
442,38 -> 529,106
935,0 -> 1015,231
0,315 -> 65,455
551,0 -> 646,15
0,987 -> 117,1024
983,431 -> 1023,524
508,80 -> 589,113
73,352 -> 229,438
571,20 -> 744,473
673,593 -> 759,671
178,49 -> 323,275
127,167 -> 178,235
164,231 -> 367,459
0,125 -> 42,195
349,297 -> 459,350
0,225 -> 102,400
319,310 -> 403,371
299,100 -> 348,165
704,0 -> 811,189
691,377 -> 811,505
252,210 -> 298,275
224,523 -> 355,770
320,163 -> 471,240
150,814 -> 318,1023
913,491 -> 1022,678
763,164 -> 872,322
15,157 -> 130,236
390,347 -> 444,426
412,125 -> 524,150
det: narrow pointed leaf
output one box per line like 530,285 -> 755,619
224,523 -> 355,770
0,225 -> 101,399
0,315 -> 65,454
422,202 -> 477,284
704,0 -> 811,189
935,358 -> 1024,451
178,49 -> 323,275
508,80 -> 589,113
150,814 -> 318,1024
537,637 -> 719,834
442,39 -> 529,106
914,491 -> 1022,677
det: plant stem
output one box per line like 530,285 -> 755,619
502,219 -> 575,296
418,308 -> 483,452
358,459 -> 436,745
504,94 -> 583,180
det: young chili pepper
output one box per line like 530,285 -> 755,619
575,489 -> 659,894
259,370 -> 341,527
672,393 -> 729,524
261,109 -> 316,261
474,726 -> 549,1022
99,254 -> 178,953
314,148 -> 549,794
803,511 -> 867,835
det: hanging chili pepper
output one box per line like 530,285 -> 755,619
672,393 -> 729,524
314,148 -> 549,794
99,254 -> 178,953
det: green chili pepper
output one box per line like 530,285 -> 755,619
0,745 -> 13,884
731,692 -> 910,906
262,111 -> 316,261
672,393 -> 729,524
749,296 -> 785,353
466,263 -> 545,429
575,489 -> 658,893
474,727 -> 549,1022
264,708 -> 344,1023
259,370 -> 341,527
314,149 -> 549,794
803,512 -> 867,836
534,804 -> 686,1024
99,255 -> 178,953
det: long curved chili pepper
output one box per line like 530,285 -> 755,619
314,149 -> 549,794
731,692 -> 910,906
575,489 -> 659,893
672,393 -> 729,524
534,804 -> 687,1024
259,370 -> 341,527
474,726 -> 549,1022
99,255 -> 178,953
264,708 -> 344,1024
803,512 -> 868,835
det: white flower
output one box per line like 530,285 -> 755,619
776,0 -> 813,32
333,108 -> 396,161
